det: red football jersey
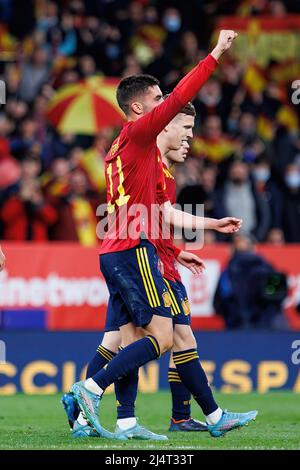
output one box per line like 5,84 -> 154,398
156,162 -> 182,282
100,54 -> 218,255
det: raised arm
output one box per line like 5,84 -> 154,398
163,201 -> 242,234
128,30 -> 238,146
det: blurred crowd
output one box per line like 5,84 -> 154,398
0,0 -> 300,245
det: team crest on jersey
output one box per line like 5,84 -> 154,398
110,138 -> 120,156
162,291 -> 172,308
182,299 -> 191,316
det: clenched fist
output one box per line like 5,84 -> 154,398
217,30 -> 238,51
211,29 -> 238,61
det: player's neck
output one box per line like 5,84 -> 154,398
157,136 -> 174,170
157,134 -> 168,159
162,154 -> 173,170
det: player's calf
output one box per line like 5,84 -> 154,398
173,324 -> 196,352
143,315 -> 173,354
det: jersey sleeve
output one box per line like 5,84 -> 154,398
172,244 -> 182,259
127,54 -> 218,147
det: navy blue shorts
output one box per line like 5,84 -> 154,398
163,279 -> 191,326
100,240 -> 173,329
104,297 -> 120,332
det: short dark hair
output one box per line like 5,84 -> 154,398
116,74 -> 160,115
180,101 -> 196,117
163,94 -> 196,117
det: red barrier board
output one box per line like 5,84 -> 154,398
0,243 -> 299,330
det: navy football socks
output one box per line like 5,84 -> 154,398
168,367 -> 191,421
115,371 -> 139,419
92,336 -> 160,391
86,345 -> 116,378
114,346 -> 139,419
86,345 -> 138,419
173,349 -> 218,416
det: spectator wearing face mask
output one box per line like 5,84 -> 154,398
282,163 -> 300,242
252,157 -> 283,230
162,7 -> 183,57
219,160 -> 271,241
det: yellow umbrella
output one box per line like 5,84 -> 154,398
46,76 -> 125,135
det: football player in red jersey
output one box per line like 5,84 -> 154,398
156,104 -> 211,432
70,31 -> 258,439
64,102 -> 257,439
151,103 -> 256,435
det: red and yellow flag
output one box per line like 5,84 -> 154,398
192,137 -> 235,163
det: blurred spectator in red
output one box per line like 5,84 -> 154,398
1,157 -> 57,241
0,136 -> 20,190
50,168 -> 99,246
42,157 -> 71,200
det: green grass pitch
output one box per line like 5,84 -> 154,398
0,392 -> 299,450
